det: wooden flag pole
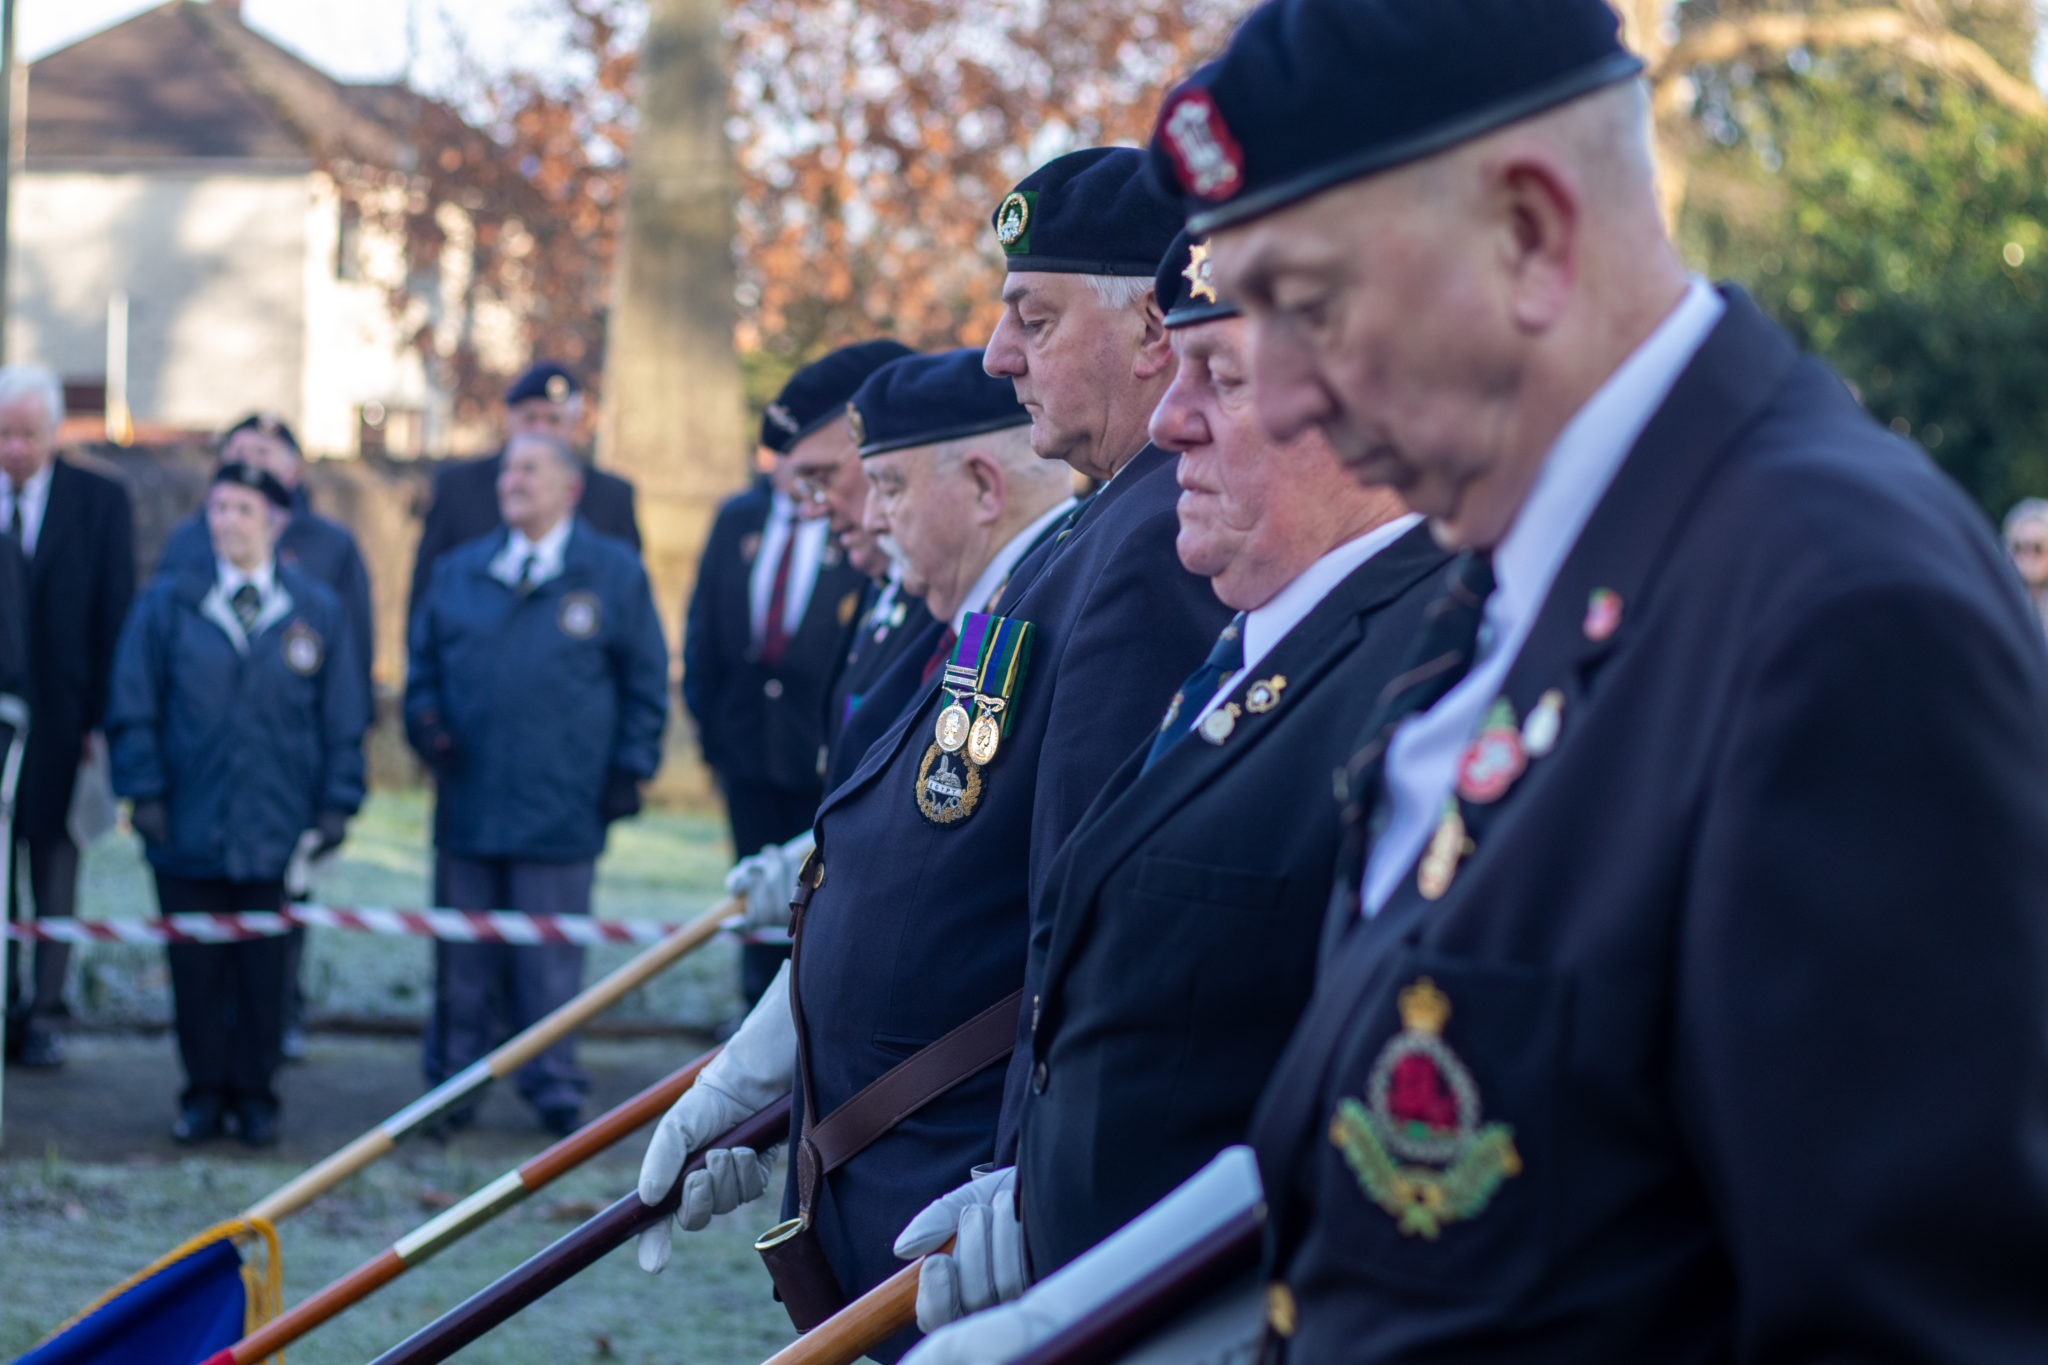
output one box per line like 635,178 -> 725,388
365,1097 -> 792,1365
211,1046 -> 723,1364
756,1238 -> 952,1365
245,895 -> 740,1224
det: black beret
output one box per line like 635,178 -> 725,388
992,147 -> 1182,277
1155,229 -> 1240,330
222,411 -> 301,456
505,360 -> 580,406
850,348 -> 1030,458
761,339 -> 918,454
213,461 -> 291,510
1150,0 -> 1643,235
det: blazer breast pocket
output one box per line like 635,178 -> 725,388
1310,951 -> 1567,1301
1133,853 -> 1288,913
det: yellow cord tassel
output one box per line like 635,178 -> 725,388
33,1213 -> 284,1361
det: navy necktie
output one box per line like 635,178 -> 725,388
1143,613 -> 1247,772
231,583 -> 261,632
1334,550 -> 1497,868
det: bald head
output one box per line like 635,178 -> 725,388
1207,78 -> 1688,550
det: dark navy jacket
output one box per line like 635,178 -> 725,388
787,446 -> 1231,1347
682,484 -> 869,795
1251,289 -> 2048,1362
106,561 -> 367,882
405,519 -> 668,864
1013,523 -> 1447,1277
159,490 -> 375,702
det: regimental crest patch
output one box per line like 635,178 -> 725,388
282,622 -> 324,676
1328,977 -> 1521,1240
558,591 -> 602,640
915,743 -> 983,826
1158,90 -> 1245,202
995,191 -> 1033,253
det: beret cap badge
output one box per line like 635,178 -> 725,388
845,401 -> 867,447
995,191 -> 1032,252
1183,241 -> 1219,304
1160,90 -> 1245,202
544,374 -> 571,402
765,401 -> 800,436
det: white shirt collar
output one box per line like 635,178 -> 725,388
1192,513 -> 1425,726
216,555 -> 277,599
492,514 -> 574,586
1361,277 -> 1725,917
953,496 -> 1077,633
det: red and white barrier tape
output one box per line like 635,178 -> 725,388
0,905 -> 735,947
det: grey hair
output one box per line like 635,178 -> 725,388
504,430 -> 583,474
0,364 -> 64,431
1082,274 -> 1154,313
934,424 -> 1060,485
2005,498 -> 2048,537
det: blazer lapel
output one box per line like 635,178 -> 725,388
1040,525 -> 1448,994
27,459 -> 75,588
1343,286 -> 1804,952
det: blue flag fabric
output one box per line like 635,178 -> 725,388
14,1238 -> 246,1365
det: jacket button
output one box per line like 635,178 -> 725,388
764,678 -> 784,698
1031,1061 -> 1048,1094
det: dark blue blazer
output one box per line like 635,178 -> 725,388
822,579 -> 935,771
159,491 -> 375,702
1251,288 -> 2048,1362
822,611 -> 945,795
0,533 -> 24,702
405,519 -> 668,863
17,458 -> 133,843
107,562 -> 367,882
785,445 -> 1232,1345
1013,522 -> 1448,1277
682,484 -> 869,794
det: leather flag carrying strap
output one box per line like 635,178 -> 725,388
760,848 -> 1024,1331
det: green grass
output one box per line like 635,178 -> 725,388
0,1146 -> 799,1364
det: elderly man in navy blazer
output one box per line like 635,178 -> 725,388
908,2 -> 2048,1361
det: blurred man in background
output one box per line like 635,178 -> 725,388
408,431 -> 668,1137
158,412 -> 375,1058
1,363 -> 133,1071
408,361 -> 641,617
2004,497 -> 2048,633
682,342 -> 903,1008
107,462 -> 366,1145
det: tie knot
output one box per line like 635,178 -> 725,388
1205,613 -> 1248,672
231,583 -> 259,609
1450,550 -> 1495,605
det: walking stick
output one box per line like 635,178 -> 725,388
246,894 -> 742,1224
0,692 -> 30,1152
366,1096 -> 793,1365
206,1045 -> 723,1365
756,1239 -> 953,1365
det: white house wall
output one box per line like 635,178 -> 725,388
11,164 -> 309,432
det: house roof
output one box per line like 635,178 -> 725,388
26,0 -> 416,166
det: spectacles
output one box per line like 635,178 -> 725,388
791,473 -> 832,505
2010,540 -> 2048,556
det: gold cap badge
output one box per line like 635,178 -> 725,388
846,401 -> 867,447
1183,240 -> 1218,304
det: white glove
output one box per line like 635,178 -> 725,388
900,1147 -> 1265,1365
725,830 -> 815,933
896,1167 -> 1026,1331
636,960 -> 797,1272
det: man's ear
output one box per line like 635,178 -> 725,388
962,450 -> 1007,525
1490,150 -> 1580,335
1133,291 -> 1174,381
